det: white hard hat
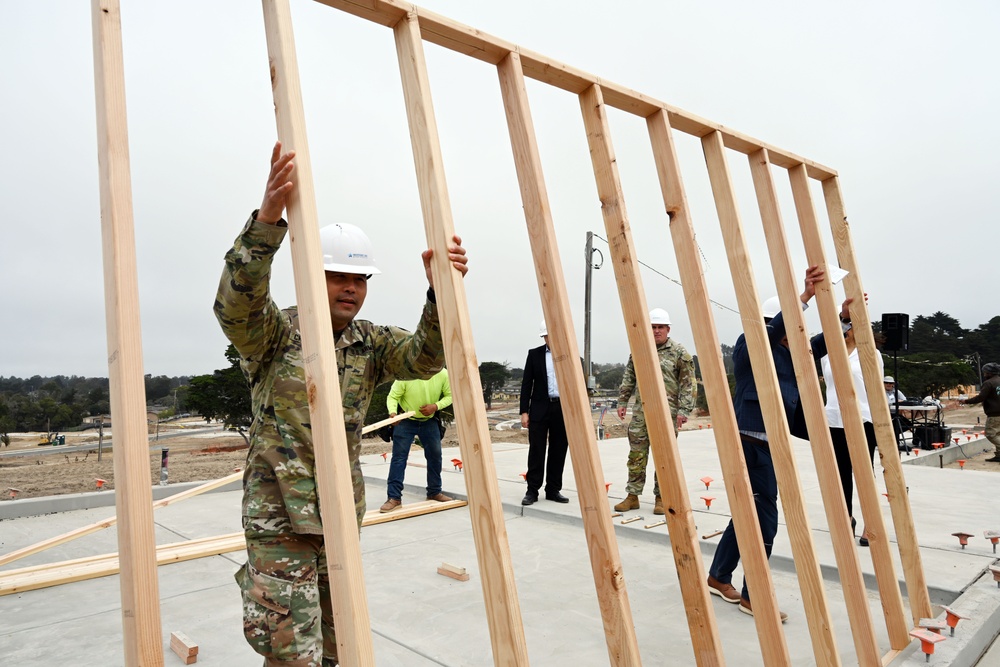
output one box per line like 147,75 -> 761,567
539,320 -> 548,337
649,308 -> 671,325
883,376 -> 895,384
761,296 -> 781,319
320,223 -> 381,275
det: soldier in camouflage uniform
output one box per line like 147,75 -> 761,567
215,143 -> 468,667
614,308 -> 694,515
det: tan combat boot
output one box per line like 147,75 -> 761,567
614,494 -> 639,512
653,496 -> 664,515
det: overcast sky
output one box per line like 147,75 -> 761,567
3,1 -> 997,380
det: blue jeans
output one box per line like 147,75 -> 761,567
387,418 -> 442,500
708,437 -> 778,601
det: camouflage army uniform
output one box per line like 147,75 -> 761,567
215,215 -> 444,666
617,339 -> 695,496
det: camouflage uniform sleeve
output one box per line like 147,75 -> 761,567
373,295 -> 445,386
676,343 -> 696,416
618,356 -> 637,405
213,215 -> 289,379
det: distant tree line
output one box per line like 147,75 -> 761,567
2,311 -> 992,444
0,373 -> 190,445
875,312 -> 998,399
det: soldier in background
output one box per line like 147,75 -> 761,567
960,362 -> 1000,462
614,308 -> 695,515
215,142 -> 468,667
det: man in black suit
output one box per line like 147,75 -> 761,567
519,321 -> 570,506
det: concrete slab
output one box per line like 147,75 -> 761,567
2,429 -> 999,665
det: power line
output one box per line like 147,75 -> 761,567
591,233 -> 740,316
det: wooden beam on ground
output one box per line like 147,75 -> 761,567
497,52 -> 642,667
0,412 -> 414,569
0,500 -> 467,595
356,498 -> 467,526
821,176 -> 932,625
788,165 -> 910,650
748,148 -> 880,666
393,13 -> 528,665
581,87 -> 724,667
698,130 -> 794,665
311,0 -> 837,179
438,563 -> 469,581
91,1 -> 163,664
169,631 -> 198,665
261,2 -> 374,665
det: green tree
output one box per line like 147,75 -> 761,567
596,364 -> 625,390
890,353 -> 976,399
479,361 -> 510,410
186,345 -> 252,443
145,375 -> 175,402
0,403 -> 14,446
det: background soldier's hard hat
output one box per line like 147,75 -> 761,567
320,223 -> 381,275
539,320 -> 548,337
761,296 -> 781,319
649,308 -> 671,325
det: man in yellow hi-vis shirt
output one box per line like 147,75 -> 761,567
382,368 -> 454,512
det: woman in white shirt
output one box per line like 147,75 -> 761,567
815,322 -> 881,546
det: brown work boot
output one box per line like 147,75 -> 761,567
706,575 -> 741,604
614,494 -> 640,512
653,496 -> 664,515
738,597 -> 788,622
379,498 -> 401,513
427,492 -> 453,502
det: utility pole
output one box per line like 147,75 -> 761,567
584,232 -> 601,393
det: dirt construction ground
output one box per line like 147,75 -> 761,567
0,401 -> 994,501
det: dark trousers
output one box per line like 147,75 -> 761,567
525,401 -> 568,496
829,421 -> 877,519
709,436 -> 778,601
387,418 -> 442,499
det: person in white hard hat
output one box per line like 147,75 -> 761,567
215,142 -> 468,667
706,265 -> 827,622
518,320 -> 571,506
614,308 -> 695,516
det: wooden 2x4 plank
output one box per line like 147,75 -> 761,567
262,1 -> 376,664
91,1 -> 164,664
581,86 -> 725,667
392,13 -> 529,665
0,500 -> 468,595
497,52 -> 642,667
788,165 -> 910,651
821,177 -> 932,625
747,148 -> 879,666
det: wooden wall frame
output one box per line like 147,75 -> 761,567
84,1 -> 930,665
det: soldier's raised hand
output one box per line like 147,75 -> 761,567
257,142 -> 295,224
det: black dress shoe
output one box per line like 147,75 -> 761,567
521,492 -> 538,506
545,492 -> 569,503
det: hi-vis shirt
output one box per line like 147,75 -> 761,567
215,215 -> 444,534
